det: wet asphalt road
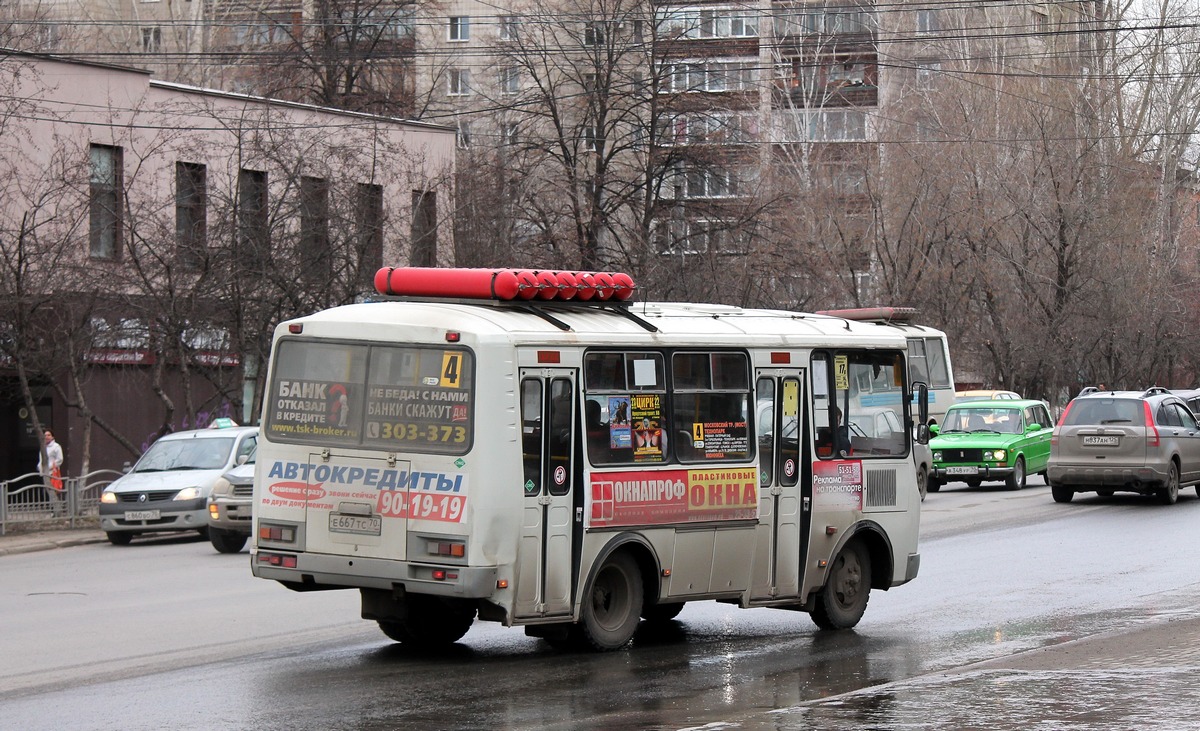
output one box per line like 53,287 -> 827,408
3,478 -> 1200,730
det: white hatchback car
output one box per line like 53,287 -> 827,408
98,425 -> 258,545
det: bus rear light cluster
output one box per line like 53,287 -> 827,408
374,267 -> 636,302
257,552 -> 298,568
427,540 -> 466,558
259,524 -> 296,543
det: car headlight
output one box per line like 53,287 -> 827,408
933,451 -> 942,461
100,490 -> 117,504
174,487 -> 202,501
983,450 -> 1006,461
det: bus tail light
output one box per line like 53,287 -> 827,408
428,540 -> 466,558
257,552 -> 298,568
259,524 -> 297,543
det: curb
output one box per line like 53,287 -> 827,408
0,529 -> 108,557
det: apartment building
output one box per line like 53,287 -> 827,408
6,0 -> 1104,286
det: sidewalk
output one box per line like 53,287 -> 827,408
0,522 -> 107,556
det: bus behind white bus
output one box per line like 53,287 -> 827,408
252,268 -> 928,650
816,308 -> 955,425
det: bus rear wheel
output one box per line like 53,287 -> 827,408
811,541 -> 871,630
580,551 -> 643,650
377,595 -> 476,648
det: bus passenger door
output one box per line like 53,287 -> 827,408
751,372 -> 805,601
514,371 -> 577,619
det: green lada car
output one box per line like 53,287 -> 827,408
928,399 -> 1055,491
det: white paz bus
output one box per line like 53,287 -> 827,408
252,268 -> 929,651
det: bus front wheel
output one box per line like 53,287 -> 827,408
811,541 -> 871,630
580,551 -> 643,650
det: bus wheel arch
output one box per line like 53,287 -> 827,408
810,524 -> 892,631
811,539 -> 872,630
578,537 -> 655,651
845,522 -> 894,591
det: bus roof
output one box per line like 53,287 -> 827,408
281,300 -> 909,348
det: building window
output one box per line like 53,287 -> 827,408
582,125 -> 599,152
685,167 -> 738,198
499,15 -> 517,41
917,10 -> 938,33
449,16 -> 469,41
411,191 -> 437,266
1032,10 -> 1048,32
300,176 -> 330,282
356,183 -> 384,289
663,59 -> 755,93
364,8 -> 414,39
141,27 -> 161,52
654,219 -> 749,256
37,24 -> 60,50
448,68 -> 471,96
456,120 -> 471,148
584,21 -> 606,46
501,122 -> 519,146
175,162 -> 207,268
658,112 -> 757,146
237,168 -> 269,265
916,61 -> 940,89
699,9 -> 757,38
500,67 -> 520,94
89,144 -> 122,260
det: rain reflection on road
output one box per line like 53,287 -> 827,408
774,667 -> 1200,731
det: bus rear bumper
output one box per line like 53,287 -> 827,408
897,552 -> 920,585
252,551 -> 498,599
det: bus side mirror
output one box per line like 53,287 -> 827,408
915,382 -> 930,444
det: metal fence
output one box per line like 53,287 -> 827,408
0,470 -> 125,535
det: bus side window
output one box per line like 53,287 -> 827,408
757,378 -> 775,483
585,398 -> 610,464
520,379 -> 543,493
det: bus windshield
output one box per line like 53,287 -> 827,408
264,339 -> 475,454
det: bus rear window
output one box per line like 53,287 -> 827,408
265,339 -> 474,454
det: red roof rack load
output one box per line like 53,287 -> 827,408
373,267 -> 636,302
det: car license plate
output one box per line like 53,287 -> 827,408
1083,435 -> 1119,446
946,466 -> 978,475
124,510 -> 161,521
329,513 -> 382,536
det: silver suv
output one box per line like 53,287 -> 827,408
206,447 -> 255,553
1047,387 -> 1200,505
